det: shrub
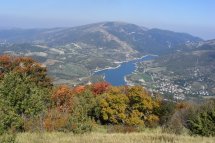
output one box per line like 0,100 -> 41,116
155,100 -> 176,126
0,72 -> 51,117
163,111 -> 188,135
44,109 -> 70,132
65,90 -> 96,133
187,99 -> 215,136
0,133 -> 16,143
0,72 -> 51,133
161,101 -> 191,135
51,85 -> 73,112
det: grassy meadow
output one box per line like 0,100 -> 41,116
16,129 -> 215,143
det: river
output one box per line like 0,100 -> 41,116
94,55 -> 157,86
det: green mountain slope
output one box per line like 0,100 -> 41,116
0,22 -> 204,85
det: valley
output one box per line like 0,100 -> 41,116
0,22 -> 214,99
1,1 -> 215,142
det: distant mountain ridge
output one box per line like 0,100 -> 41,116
0,21 -> 207,85
0,21 -> 202,55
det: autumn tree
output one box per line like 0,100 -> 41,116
44,85 -> 73,131
96,86 -> 160,126
125,86 -> 160,127
0,55 -> 52,87
51,85 -> 73,112
97,86 -> 129,124
73,85 -> 85,94
0,55 -> 13,78
91,82 -> 110,95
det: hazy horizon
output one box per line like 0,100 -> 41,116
0,0 -> 215,40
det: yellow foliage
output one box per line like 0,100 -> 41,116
125,110 -> 144,126
98,87 -> 129,124
146,114 -> 159,127
98,86 -> 160,126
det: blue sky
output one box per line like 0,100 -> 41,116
0,0 -> 214,39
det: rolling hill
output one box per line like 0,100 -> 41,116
0,22 -> 204,85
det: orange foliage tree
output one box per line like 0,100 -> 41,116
73,85 -> 85,94
0,55 -> 52,87
91,82 -> 110,95
44,85 -> 74,131
51,85 -> 74,112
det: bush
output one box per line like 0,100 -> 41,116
44,109 -> 70,132
187,100 -> 215,136
65,90 -> 96,134
23,113 -> 46,132
0,72 -> 51,133
155,100 -> 176,126
0,103 -> 24,134
0,133 -> 16,143
163,111 -> 189,135
161,101 -> 191,135
0,72 -> 51,117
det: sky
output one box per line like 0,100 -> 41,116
0,0 -> 214,39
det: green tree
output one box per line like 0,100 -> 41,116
187,99 -> 215,136
66,90 -> 96,133
155,100 -> 176,125
0,72 -> 51,132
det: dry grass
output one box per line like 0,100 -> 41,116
16,131 -> 215,143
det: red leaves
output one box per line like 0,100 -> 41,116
51,85 -> 73,112
0,55 -> 13,77
0,54 -> 51,87
0,55 -> 11,67
73,86 -> 85,94
92,82 -> 110,95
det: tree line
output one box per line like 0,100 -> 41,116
0,55 -> 214,141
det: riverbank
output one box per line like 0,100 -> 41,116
124,76 -> 135,86
123,54 -> 158,86
93,54 -> 157,86
93,64 -> 121,73
93,54 -> 156,74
